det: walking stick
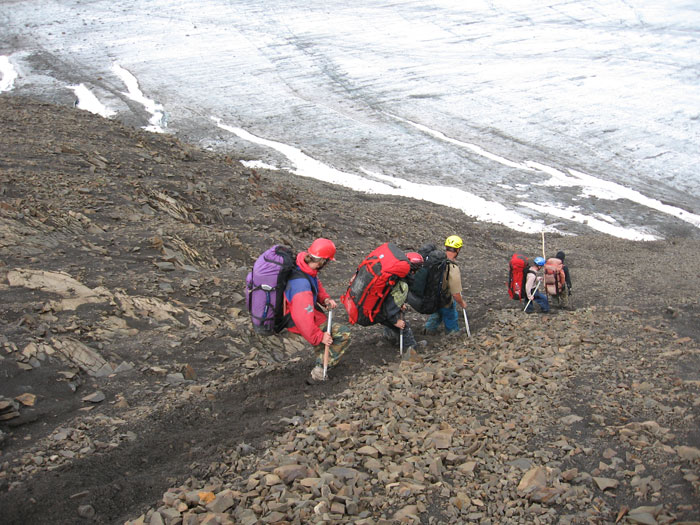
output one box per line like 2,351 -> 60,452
323,310 -> 333,379
463,308 -> 471,337
541,231 -> 546,259
399,311 -> 404,357
523,280 -> 541,312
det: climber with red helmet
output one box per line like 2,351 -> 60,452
374,250 -> 427,356
284,238 -> 351,384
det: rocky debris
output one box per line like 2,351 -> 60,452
0,399 -> 21,421
6,268 -> 96,296
14,393 -> 36,407
124,308 -> 700,524
81,391 -> 106,404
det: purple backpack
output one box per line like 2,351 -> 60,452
245,245 -> 296,334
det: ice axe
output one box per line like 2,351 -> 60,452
463,308 -> 471,337
323,310 -> 333,379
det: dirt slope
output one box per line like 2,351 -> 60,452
0,95 -> 698,524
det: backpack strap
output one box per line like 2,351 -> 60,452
276,268 -> 320,332
287,268 -> 323,309
525,268 -> 538,294
439,260 -> 454,306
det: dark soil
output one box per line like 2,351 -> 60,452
0,95 -> 698,524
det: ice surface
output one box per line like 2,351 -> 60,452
1,1 -> 699,239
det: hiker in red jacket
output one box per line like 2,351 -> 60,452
376,252 -> 427,355
284,238 -> 351,384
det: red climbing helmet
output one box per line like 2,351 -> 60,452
308,238 -> 336,261
406,251 -> 424,270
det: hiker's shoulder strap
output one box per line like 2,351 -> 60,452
286,267 -> 317,293
444,258 -> 458,277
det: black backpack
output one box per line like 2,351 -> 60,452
407,244 -> 452,314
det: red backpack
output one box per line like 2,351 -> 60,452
508,253 -> 530,300
341,243 -> 410,326
543,258 -> 566,296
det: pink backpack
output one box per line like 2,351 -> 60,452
543,258 -> 566,296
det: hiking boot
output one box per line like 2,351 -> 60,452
402,340 -> 427,357
422,328 -> 438,336
402,347 -> 424,363
306,365 -> 327,385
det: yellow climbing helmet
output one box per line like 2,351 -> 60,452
445,235 -> 463,249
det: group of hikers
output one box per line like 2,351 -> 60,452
246,236 -> 573,384
508,251 -> 573,314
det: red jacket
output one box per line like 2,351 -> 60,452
284,252 -> 330,345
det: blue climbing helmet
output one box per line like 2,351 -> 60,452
534,256 -> 546,266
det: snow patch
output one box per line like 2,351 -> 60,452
0,56 -> 18,92
112,64 -> 166,133
391,115 -> 700,235
69,84 -> 116,118
215,118 -> 546,234
529,162 -> 700,229
520,202 -> 658,241
240,160 -> 279,170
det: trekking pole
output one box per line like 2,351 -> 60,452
463,308 -> 471,337
323,310 -> 333,379
523,280 -> 541,312
541,231 -> 546,259
399,311 -> 404,357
